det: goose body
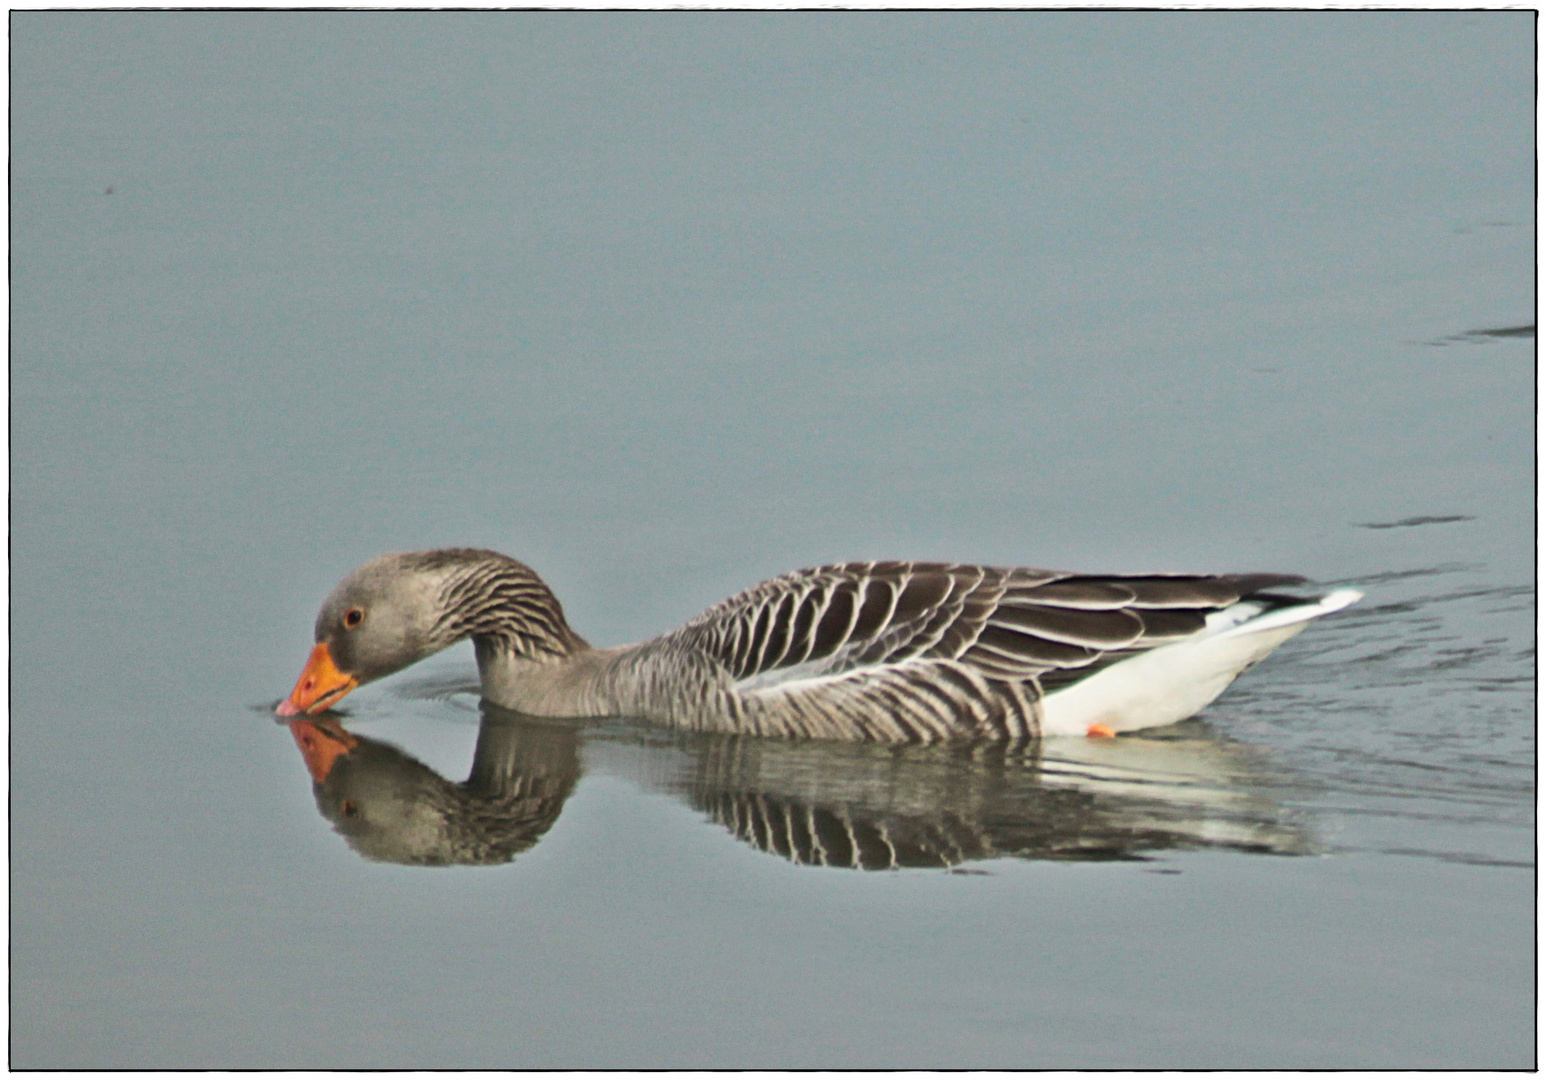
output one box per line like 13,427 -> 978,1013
278,549 -> 1361,741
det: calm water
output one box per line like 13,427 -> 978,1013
11,12 -> 1534,1068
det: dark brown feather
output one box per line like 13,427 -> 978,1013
759,591 -> 797,671
811,586 -> 857,656
1135,608 -> 1210,639
891,570 -> 956,624
852,578 -> 899,640
785,590 -> 823,667
1014,580 -> 1137,609
992,604 -> 1145,648
966,625 -> 1101,669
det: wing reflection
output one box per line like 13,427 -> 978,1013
654,731 -> 1311,868
283,707 -> 1310,868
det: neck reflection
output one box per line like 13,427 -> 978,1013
287,708 -> 580,866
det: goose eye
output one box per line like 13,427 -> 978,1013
340,799 -> 360,818
343,608 -> 365,629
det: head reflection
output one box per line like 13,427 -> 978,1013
285,707 -> 1310,869
286,708 -> 580,866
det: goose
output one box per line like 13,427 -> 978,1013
276,548 -> 1362,741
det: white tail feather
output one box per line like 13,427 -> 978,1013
1039,589 -> 1363,736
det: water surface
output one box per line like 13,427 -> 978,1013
10,12 -> 1534,1068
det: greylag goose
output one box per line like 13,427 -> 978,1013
276,548 -> 1362,741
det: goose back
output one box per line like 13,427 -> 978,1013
660,562 -> 1309,740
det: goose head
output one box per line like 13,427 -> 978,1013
276,549 -> 586,716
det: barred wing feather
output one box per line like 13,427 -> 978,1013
670,562 -> 1309,739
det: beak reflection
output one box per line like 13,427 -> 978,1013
287,718 -> 359,783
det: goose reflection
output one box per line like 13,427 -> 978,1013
670,731 -> 1309,868
284,705 -> 1310,868
287,711 -> 579,866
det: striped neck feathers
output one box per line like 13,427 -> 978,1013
410,549 -> 589,661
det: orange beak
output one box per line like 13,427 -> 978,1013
287,718 -> 359,782
276,643 -> 359,716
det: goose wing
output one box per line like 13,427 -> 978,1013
676,561 -> 1306,691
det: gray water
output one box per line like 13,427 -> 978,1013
10,12 -> 1534,1069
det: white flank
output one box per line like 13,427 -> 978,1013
1038,589 -> 1364,736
